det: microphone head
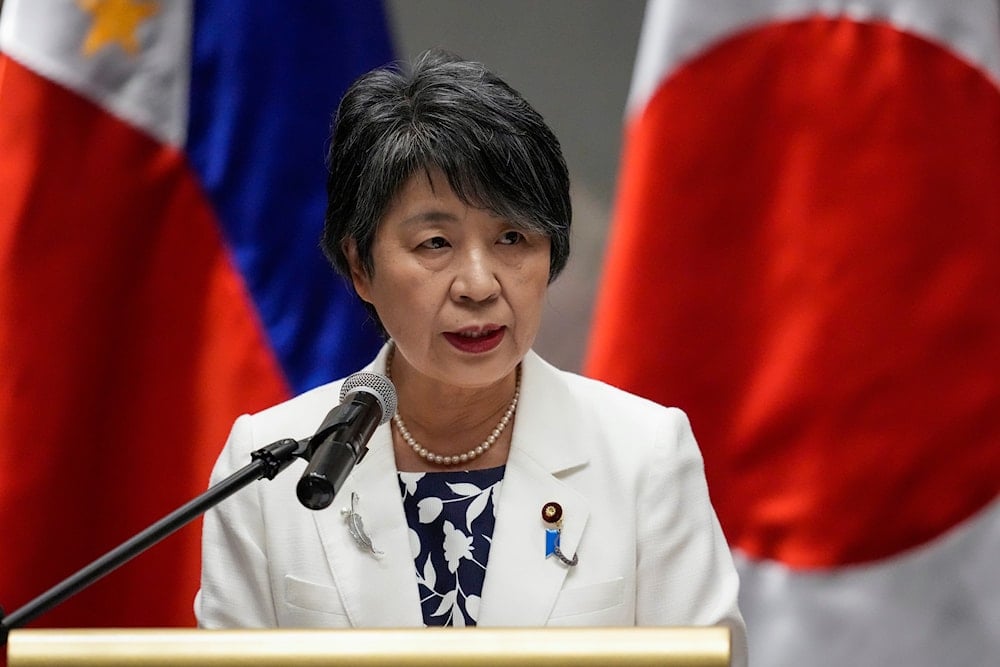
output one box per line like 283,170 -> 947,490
340,371 -> 397,425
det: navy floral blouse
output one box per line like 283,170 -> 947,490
397,466 -> 505,627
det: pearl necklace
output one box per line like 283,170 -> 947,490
385,346 -> 521,466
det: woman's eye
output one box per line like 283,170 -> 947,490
499,230 -> 524,245
420,236 -> 449,250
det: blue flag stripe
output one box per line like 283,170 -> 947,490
185,1 -> 392,392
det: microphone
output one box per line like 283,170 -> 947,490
296,371 -> 397,510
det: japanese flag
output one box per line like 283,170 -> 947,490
587,1 -> 1000,664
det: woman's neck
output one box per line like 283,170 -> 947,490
386,346 -> 520,471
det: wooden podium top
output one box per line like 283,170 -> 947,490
7,626 -> 731,666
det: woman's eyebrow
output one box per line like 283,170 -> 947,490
400,209 -> 462,226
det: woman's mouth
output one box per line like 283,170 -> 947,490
443,326 -> 506,353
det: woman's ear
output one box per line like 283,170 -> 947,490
343,238 -> 373,303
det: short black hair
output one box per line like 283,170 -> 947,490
322,49 -> 572,329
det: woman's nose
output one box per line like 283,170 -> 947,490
451,248 -> 501,303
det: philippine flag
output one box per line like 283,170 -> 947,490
0,0 -> 389,631
586,0 -> 1000,665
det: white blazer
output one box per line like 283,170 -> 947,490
196,346 -> 747,666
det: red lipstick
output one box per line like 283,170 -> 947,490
443,325 -> 506,353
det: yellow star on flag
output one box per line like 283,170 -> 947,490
77,0 -> 160,57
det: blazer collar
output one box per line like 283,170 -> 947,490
477,350 -> 592,625
506,350 -> 591,474
311,346 -> 592,627
309,344 -> 424,627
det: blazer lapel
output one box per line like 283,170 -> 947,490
310,346 -> 424,628
478,352 -> 591,626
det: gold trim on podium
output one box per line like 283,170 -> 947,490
8,627 -> 731,666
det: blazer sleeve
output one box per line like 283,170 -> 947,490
195,414 -> 278,628
635,407 -> 748,667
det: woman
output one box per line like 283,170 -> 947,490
196,50 -> 747,665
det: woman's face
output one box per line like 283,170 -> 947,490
347,168 -> 551,390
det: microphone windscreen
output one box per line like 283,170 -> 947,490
340,371 -> 397,425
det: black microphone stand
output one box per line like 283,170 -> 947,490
0,437 -> 306,646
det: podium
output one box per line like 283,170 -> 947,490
7,627 -> 731,666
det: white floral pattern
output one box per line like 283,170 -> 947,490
398,466 -> 504,626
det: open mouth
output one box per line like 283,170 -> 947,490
443,326 -> 506,353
